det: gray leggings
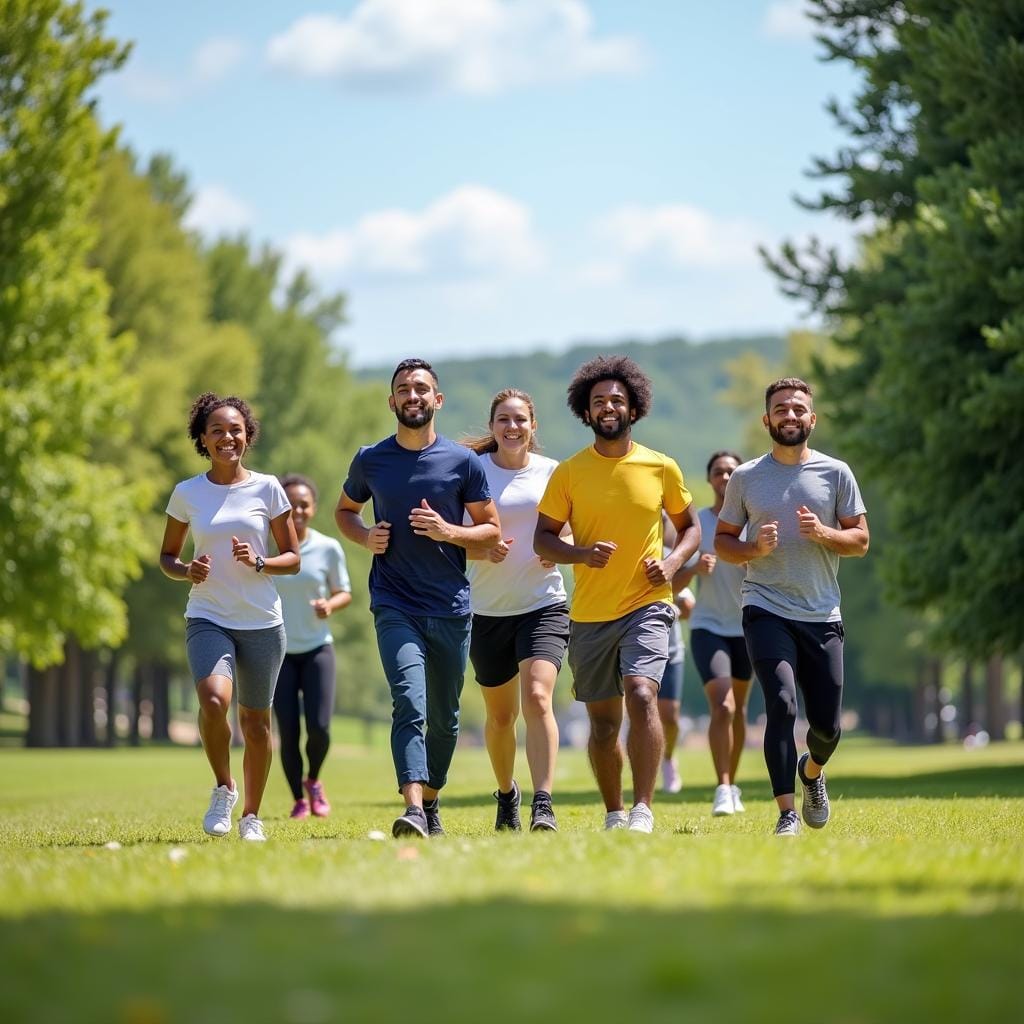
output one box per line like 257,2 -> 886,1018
185,618 -> 287,709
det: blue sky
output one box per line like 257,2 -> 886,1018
93,1 -> 860,367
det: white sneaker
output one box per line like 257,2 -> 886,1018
238,813 -> 267,842
712,783 -> 735,816
604,809 -> 628,830
730,785 -> 745,813
203,783 -> 238,836
627,802 -> 654,833
661,757 -> 682,794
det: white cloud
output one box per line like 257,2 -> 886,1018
119,36 -> 246,102
583,203 -> 764,282
284,185 -> 544,282
184,185 -> 254,236
266,0 -> 643,95
761,0 -> 815,41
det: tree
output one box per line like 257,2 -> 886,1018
0,2 -> 149,684
765,1 -> 1024,659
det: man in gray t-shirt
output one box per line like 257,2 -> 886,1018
715,377 -> 869,837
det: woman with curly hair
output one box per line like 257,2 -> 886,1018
160,393 -> 300,842
534,355 -> 700,833
462,389 -> 570,833
272,473 -> 351,820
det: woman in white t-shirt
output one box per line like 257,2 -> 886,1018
272,473 -> 351,821
463,389 -> 570,833
160,393 -> 300,842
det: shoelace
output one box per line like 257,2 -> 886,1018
211,789 -> 232,814
806,775 -> 827,808
241,817 -> 264,837
532,796 -> 553,816
778,811 -> 799,831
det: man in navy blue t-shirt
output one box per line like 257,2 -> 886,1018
336,358 -> 500,838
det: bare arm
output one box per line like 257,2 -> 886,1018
311,587 -> 352,619
228,510 -> 300,576
534,512 -> 616,568
798,509 -> 870,557
643,506 -> 700,586
715,517 -> 778,564
159,515 -> 210,583
335,488 -> 391,554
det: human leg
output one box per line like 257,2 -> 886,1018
423,615 -> 471,800
480,678 -> 519,794
657,657 -> 682,794
520,657 -> 559,795
586,696 -> 625,813
273,655 -> 304,801
624,676 -> 663,809
743,607 -> 801,814
302,644 -> 336,781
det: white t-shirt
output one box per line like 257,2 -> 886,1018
165,470 -> 292,629
274,529 -> 351,654
466,453 -> 567,616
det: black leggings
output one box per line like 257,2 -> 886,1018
742,606 -> 844,797
272,644 -> 336,800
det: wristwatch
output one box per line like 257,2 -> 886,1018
254,555 -> 266,573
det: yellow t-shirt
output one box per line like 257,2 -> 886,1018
537,442 -> 692,622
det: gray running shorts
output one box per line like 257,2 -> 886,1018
185,618 -> 287,710
568,601 -> 676,702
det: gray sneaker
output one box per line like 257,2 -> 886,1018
774,809 -> 801,836
423,798 -> 445,837
494,781 -> 522,832
798,752 -> 830,829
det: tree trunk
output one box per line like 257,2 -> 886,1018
129,662 -> 144,747
911,661 -> 928,743
928,656 -> 944,744
78,646 -> 98,747
151,663 -> 171,742
104,649 -> 120,747
57,637 -> 82,748
26,665 -> 59,747
985,655 -> 1006,740
960,661 -> 976,739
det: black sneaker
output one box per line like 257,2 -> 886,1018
798,752 -> 830,829
423,797 -> 445,837
392,805 -> 428,839
774,809 -> 801,836
494,781 -> 522,832
529,790 -> 558,833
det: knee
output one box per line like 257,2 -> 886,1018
709,694 -> 736,722
522,687 -> 551,722
198,690 -> 229,718
590,717 -> 620,745
239,710 -> 271,744
625,680 -> 658,714
767,689 -> 798,720
487,707 -> 518,732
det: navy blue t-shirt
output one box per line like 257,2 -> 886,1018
342,435 -> 491,617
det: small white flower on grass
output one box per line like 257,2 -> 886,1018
103,841 -> 121,850
168,847 -> 188,864
367,830 -> 387,841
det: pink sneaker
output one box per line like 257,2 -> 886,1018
661,757 -> 682,794
290,798 -> 310,820
304,778 -> 331,817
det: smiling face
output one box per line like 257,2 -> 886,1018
389,368 -> 442,429
764,388 -> 815,447
490,397 -> 535,458
285,483 -> 316,537
708,454 -> 740,502
201,405 -> 248,467
585,378 -> 634,441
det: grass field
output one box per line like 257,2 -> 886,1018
1,737 -> 1022,1024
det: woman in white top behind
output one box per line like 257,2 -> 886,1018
463,389 -> 570,833
273,473 -> 352,820
160,393 -> 300,842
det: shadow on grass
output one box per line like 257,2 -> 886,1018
0,899 -> 1018,1024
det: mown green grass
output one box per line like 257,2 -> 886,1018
1,739 -> 1022,1024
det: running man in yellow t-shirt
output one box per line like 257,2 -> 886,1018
534,355 -> 700,833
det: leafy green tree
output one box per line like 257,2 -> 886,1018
765,1 -> 1024,659
0,2 -> 149,673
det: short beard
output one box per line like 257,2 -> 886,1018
769,421 -> 810,446
589,415 -> 630,441
395,404 -> 434,429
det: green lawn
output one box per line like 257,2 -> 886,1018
1,738 -> 1021,1024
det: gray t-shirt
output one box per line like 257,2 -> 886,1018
688,506 -> 745,637
719,451 -> 866,622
